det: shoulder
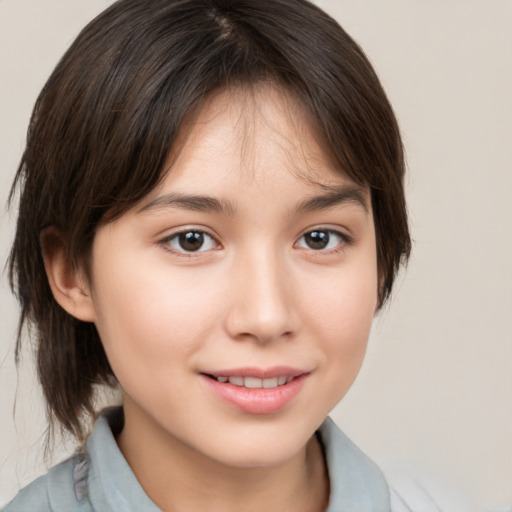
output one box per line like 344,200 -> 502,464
5,407 -> 159,512
387,469 -> 471,512
389,485 -> 441,512
2,454 -> 92,512
319,418 -> 458,512
2,472 -> 50,512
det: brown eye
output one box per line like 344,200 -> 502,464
166,230 -> 217,253
296,229 -> 346,251
304,230 -> 330,249
179,232 -> 204,251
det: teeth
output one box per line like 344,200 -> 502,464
228,376 -> 244,386
244,377 -> 262,388
263,377 -> 278,388
218,375 -> 294,388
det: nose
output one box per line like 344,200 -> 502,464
224,248 -> 299,344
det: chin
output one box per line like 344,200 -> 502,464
199,422 -> 316,469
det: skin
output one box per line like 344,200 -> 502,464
45,85 -> 379,512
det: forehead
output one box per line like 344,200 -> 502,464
158,84 -> 364,196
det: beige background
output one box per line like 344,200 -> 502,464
1,1 -> 511,510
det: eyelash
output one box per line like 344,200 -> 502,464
158,227 -> 352,257
159,228 -> 220,257
294,229 -> 352,254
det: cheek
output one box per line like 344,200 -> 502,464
308,261 -> 377,336
90,252 -> 224,378
302,255 -> 378,379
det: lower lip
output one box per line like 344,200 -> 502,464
201,374 -> 308,415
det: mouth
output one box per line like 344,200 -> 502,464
204,375 -> 295,389
199,367 -> 309,414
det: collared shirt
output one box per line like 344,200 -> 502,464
2,407 -> 434,511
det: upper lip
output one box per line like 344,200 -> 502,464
201,366 -> 309,379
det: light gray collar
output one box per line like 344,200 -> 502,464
76,408 -> 390,511
319,416 -> 391,512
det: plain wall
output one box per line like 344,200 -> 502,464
1,1 -> 511,510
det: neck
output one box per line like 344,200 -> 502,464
117,402 -> 329,512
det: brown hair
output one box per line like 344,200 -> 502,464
9,0 -> 410,441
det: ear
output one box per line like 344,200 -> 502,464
40,227 -> 96,322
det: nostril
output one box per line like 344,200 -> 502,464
223,273 -> 298,343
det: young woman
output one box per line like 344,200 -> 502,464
4,0 -> 435,510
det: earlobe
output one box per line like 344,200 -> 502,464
40,227 -> 96,322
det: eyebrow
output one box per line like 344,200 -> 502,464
296,185 -> 369,214
138,185 -> 368,216
139,193 -> 238,215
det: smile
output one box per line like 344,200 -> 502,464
211,376 -> 294,388
201,368 -> 309,414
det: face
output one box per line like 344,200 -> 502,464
86,86 -> 378,468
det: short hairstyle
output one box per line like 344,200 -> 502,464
8,0 -> 411,441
